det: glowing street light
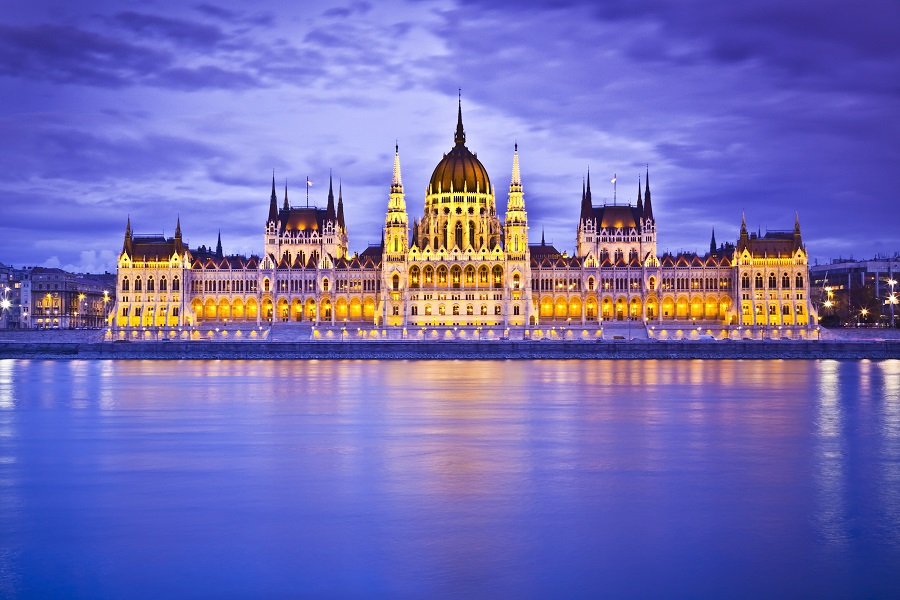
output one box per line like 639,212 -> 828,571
888,278 -> 897,329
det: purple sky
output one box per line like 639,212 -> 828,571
2,0 -> 898,272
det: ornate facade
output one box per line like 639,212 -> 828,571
113,103 -> 813,339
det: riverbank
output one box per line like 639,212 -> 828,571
1,339 -> 899,360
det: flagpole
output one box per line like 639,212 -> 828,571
306,176 -> 309,208
612,173 -> 617,205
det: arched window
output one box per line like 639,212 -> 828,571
513,305 -> 520,316
614,249 -> 624,262
768,273 -> 777,289
782,305 -> 791,315
465,266 -> 475,284
782,273 -> 790,288
135,277 -> 142,292
466,305 -> 474,315
392,274 -> 399,290
147,276 -> 155,292
437,266 -> 448,285
160,277 -> 167,292
492,265 -> 503,288
122,277 -> 130,292
468,221 -> 475,248
754,273 -> 763,289
512,273 -> 520,289
796,274 -> 804,288
438,304 -> 446,316
452,304 -> 460,316
410,266 -> 420,288
648,277 -> 656,291
322,278 -> 329,292
425,305 -> 432,316
479,266 -> 489,284
424,266 -> 434,285
411,305 -> 418,316
455,222 -> 463,249
480,305 -> 488,316
451,265 -> 462,288
264,278 -> 270,292
588,277 -> 595,291
742,273 -> 750,289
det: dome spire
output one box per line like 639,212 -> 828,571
454,89 -> 465,145
283,180 -> 289,211
268,171 -> 278,224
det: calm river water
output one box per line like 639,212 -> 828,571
1,359 -> 899,599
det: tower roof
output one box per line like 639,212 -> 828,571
428,98 -> 491,195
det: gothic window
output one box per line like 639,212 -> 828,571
768,273 -> 777,289
438,304 -> 446,316
160,277 -> 167,292
782,273 -> 790,288
469,221 -> 475,248
425,305 -> 432,316
410,266 -> 420,288
479,266 -> 489,284
424,266 -> 434,285
411,306 -> 418,316
797,304 -> 804,315
437,266 -> 448,285
648,277 -> 656,291
122,277 -> 130,292
494,305 -> 501,315
512,273 -> 520,289
614,249 -> 623,262
742,274 -> 750,289
134,277 -> 142,292
754,273 -> 763,289
264,278 -> 270,292
393,305 -> 399,316
588,277 -> 595,291
492,265 -> 503,288
466,305 -> 474,316
455,222 -> 463,249
451,265 -> 462,288
782,305 -> 791,315
481,305 -> 488,316
322,278 -> 329,292
392,274 -> 399,290
796,274 -> 804,288
465,266 -> 475,284
513,305 -> 520,316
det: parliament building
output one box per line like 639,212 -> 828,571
112,103 -> 813,340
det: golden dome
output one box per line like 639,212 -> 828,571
428,102 -> 492,195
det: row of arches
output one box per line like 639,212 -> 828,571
534,295 -> 735,322
406,264 -> 508,289
741,271 -> 805,290
189,296 -> 379,323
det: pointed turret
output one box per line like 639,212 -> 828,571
123,216 -> 133,255
580,170 -> 593,222
737,212 -> 750,252
391,143 -> 403,194
505,143 -> 528,256
793,212 -> 803,250
174,215 -> 183,253
326,171 -> 336,221
337,181 -> 346,230
215,230 -> 223,259
541,229 -> 546,246
283,182 -> 289,211
267,173 -> 278,224
710,228 -> 717,254
643,166 -> 653,220
454,93 -> 465,145
636,176 -> 644,214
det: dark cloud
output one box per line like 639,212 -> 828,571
322,2 -> 372,18
0,23 -> 170,87
114,11 -> 225,48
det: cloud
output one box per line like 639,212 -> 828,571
113,11 -> 225,48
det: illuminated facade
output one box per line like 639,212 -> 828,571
113,103 -> 813,338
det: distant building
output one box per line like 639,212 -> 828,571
23,267 -> 114,329
113,103 -> 813,339
810,255 -> 900,327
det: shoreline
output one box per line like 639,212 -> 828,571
2,339 -> 899,360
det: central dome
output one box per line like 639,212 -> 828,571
428,102 -> 492,195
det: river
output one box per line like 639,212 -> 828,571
1,359 -> 899,598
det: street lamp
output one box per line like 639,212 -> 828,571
888,278 -> 897,329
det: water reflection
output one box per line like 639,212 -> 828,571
0,359 -> 898,598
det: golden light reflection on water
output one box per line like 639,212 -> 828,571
815,360 -> 848,548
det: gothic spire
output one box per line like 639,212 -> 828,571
541,228 -> 546,246
636,175 -> 644,214
174,215 -> 181,240
710,228 -> 717,254
283,181 -> 289,211
794,212 -> 801,234
586,167 -> 592,202
643,165 -> 653,219
215,230 -> 223,258
267,172 -> 278,223
391,143 -> 403,194
581,170 -> 593,222
454,90 -> 465,145
123,216 -> 133,255
326,171 -> 336,220
511,142 -> 521,187
337,180 -> 345,230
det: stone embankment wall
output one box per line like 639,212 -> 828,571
1,340 -> 899,360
